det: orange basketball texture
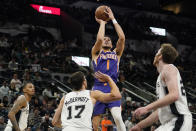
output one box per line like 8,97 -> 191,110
95,6 -> 110,21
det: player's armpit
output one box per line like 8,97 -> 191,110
8,96 -> 26,131
91,90 -> 121,103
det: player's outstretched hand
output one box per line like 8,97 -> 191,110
130,125 -> 141,131
94,71 -> 110,82
95,16 -> 107,24
134,106 -> 149,119
104,7 -> 115,20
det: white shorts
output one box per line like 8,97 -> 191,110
62,126 -> 92,131
155,115 -> 192,131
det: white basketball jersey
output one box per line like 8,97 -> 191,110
61,90 -> 93,130
156,64 -> 191,124
6,95 -> 29,131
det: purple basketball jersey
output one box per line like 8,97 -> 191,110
93,51 -> 119,86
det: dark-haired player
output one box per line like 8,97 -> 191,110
5,83 -> 35,131
92,7 -> 126,131
52,71 -> 122,131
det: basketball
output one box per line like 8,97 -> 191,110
95,5 -> 110,21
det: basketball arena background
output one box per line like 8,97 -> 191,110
0,0 -> 195,130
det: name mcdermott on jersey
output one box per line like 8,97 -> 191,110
65,97 -> 90,106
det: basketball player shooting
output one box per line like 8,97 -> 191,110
5,83 -> 35,131
130,44 -> 192,131
52,71 -> 122,131
92,6 -> 126,131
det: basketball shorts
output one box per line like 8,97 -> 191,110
92,85 -> 121,116
155,114 -> 192,131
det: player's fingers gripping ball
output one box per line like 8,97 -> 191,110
95,5 -> 110,21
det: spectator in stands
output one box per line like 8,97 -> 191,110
122,97 -> 132,120
23,72 -> 32,86
0,35 -> 10,48
23,54 -> 32,66
121,88 -> 129,105
31,97 -> 42,109
40,112 -> 53,131
2,96 -> 9,107
125,116 -> 136,131
8,57 -> 18,70
29,107 -> 42,131
101,115 -> 113,131
10,73 -> 22,92
42,87 -> 54,98
0,81 -> 9,98
0,116 -> 6,130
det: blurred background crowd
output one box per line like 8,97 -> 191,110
0,0 -> 196,131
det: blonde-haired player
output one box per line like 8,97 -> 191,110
130,44 -> 192,131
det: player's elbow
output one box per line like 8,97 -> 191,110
97,37 -> 104,43
115,93 -> 122,100
119,35 -> 125,41
172,93 -> 179,102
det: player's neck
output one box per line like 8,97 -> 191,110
157,61 -> 167,73
103,49 -> 111,52
74,86 -> 86,92
24,94 -> 31,102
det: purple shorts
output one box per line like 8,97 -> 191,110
92,85 -> 121,116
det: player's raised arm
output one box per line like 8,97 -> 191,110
91,17 -> 107,60
105,7 -> 125,57
52,96 -> 65,128
8,96 -> 26,131
91,71 -> 122,102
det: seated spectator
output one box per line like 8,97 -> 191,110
33,72 -> 42,81
42,88 -> 54,98
40,112 -> 53,131
0,81 -> 10,98
28,107 -> 42,131
121,88 -> 129,105
2,96 -> 9,107
10,73 -> 22,92
23,72 -> 32,86
8,57 -> 18,70
0,116 -> 6,130
125,116 -> 136,131
101,115 -> 113,131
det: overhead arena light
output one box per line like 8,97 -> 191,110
150,27 -> 166,36
72,56 -> 90,67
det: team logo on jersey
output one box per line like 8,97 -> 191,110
100,54 -> 117,60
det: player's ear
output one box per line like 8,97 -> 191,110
158,54 -> 162,60
23,86 -> 28,93
23,88 -> 27,93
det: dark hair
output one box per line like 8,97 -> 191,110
68,71 -> 85,91
161,43 -> 179,64
21,82 -> 33,92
